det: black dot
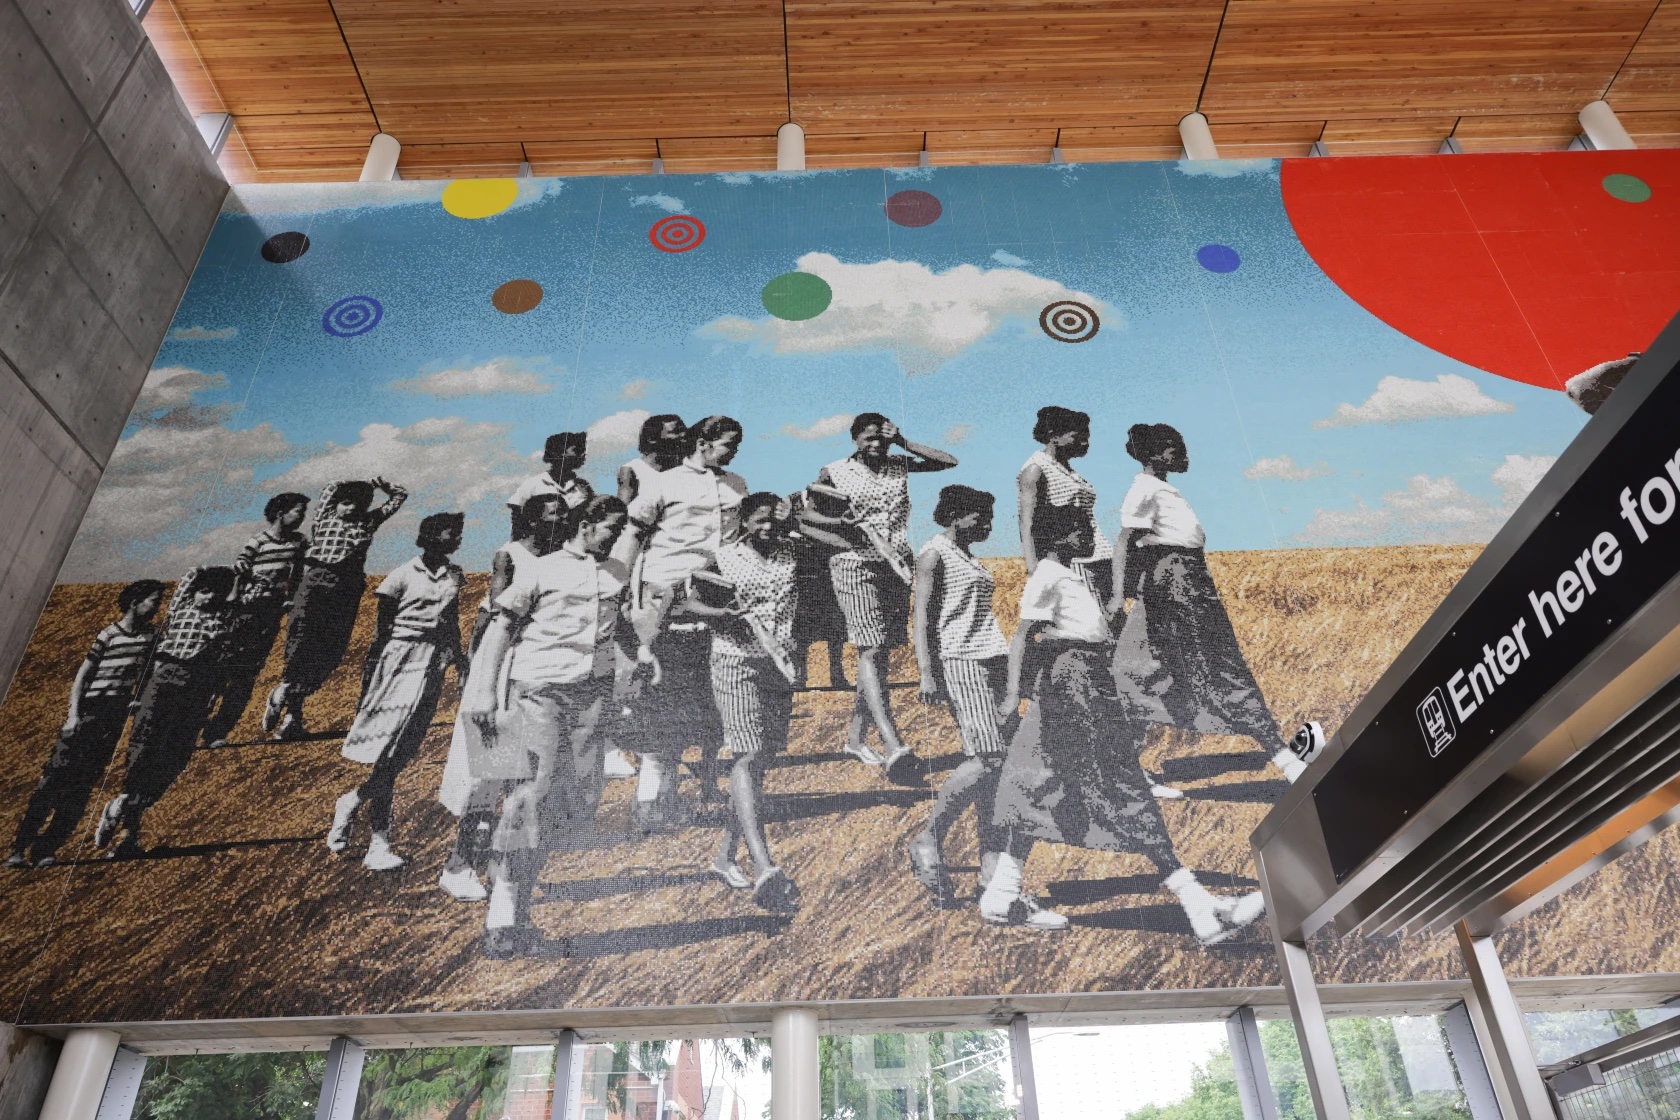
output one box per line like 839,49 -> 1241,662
261,231 -> 310,264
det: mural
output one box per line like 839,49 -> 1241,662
0,151 -> 1676,1024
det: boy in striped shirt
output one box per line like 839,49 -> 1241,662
7,580 -> 165,869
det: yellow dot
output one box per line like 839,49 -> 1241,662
441,178 -> 519,220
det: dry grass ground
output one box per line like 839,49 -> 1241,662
2,544 -> 1676,1025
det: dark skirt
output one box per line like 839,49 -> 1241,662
1112,545 -> 1278,744
283,562 -> 365,693
993,642 -> 1175,863
627,625 -> 722,758
793,548 -> 848,645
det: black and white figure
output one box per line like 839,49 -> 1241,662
816,413 -> 957,783
7,581 -> 164,869
1111,424 -> 1306,784
616,414 -> 688,505
327,513 -> 468,872
509,432 -> 593,539
458,495 -> 631,957
909,485 -> 1011,908
1018,405 -> 1113,601
984,506 -> 1264,942
787,486 -> 855,690
95,567 -> 243,858
267,478 -> 408,740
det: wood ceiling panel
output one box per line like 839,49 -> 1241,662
658,135 -> 778,173
805,132 -> 924,169
1607,0 -> 1680,111
1619,109 -> 1680,146
233,111 -> 378,152
1057,124 -> 1181,162
167,0 -> 371,117
247,146 -> 370,175
525,139 -> 660,176
1201,0 -> 1658,123
1320,116 -> 1457,155
331,0 -> 789,145
786,0 -> 1225,134
142,0 -> 224,116
1449,113 -> 1579,152
1208,119 -> 1325,157
397,143 -> 527,179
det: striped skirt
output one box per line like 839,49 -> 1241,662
711,652 -> 794,757
829,553 -> 910,649
939,655 -> 1009,756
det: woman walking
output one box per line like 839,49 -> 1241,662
1017,406 -> 1112,600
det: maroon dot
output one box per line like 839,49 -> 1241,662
885,190 -> 942,228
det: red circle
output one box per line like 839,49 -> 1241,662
650,214 -> 706,253
885,190 -> 942,227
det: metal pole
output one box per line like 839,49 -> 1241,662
315,1037 -> 366,1120
1273,938 -> 1352,1120
551,1030 -> 579,1120
1455,923 -> 1555,1120
771,1008 -> 819,1120
1227,1008 -> 1280,1120
1442,1002 -> 1502,1120
94,1048 -> 148,1120
1007,1015 -> 1040,1120
39,1030 -> 122,1120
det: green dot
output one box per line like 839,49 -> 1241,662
762,272 -> 833,321
1603,174 -> 1651,203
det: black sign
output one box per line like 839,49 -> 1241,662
1313,357 -> 1680,882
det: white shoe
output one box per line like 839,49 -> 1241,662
603,748 -> 637,778
1273,749 -> 1307,783
979,889 -> 1069,931
843,740 -> 884,766
1166,868 -> 1237,945
1214,890 -> 1266,929
326,791 -> 360,853
439,865 -> 488,901
1151,783 -> 1185,800
362,833 -> 405,871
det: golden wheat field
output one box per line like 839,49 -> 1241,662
1,544 -> 1677,1026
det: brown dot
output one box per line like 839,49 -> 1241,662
492,279 -> 543,314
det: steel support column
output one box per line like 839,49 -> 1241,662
1456,924 -> 1554,1119
94,1047 -> 148,1120
1442,1002 -> 1503,1120
315,1037 -> 366,1120
1227,1007 -> 1279,1120
1007,1015 -> 1041,1120
550,1030 -> 579,1120
39,1030 -> 122,1120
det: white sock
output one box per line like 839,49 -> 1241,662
980,853 -> 1023,913
1165,868 -> 1223,939
486,876 -> 516,929
636,757 -> 663,803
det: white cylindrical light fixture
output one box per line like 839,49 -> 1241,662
1578,100 -> 1636,151
770,1007 -> 819,1120
37,1029 -> 121,1120
777,122 -> 806,172
359,132 -> 402,182
1179,112 -> 1218,161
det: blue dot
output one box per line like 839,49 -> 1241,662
1197,244 -> 1241,273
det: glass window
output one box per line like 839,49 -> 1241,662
133,1051 -> 327,1120
354,1045 -> 532,1120
573,1039 -> 771,1120
1524,1007 -> 1680,1066
1262,1015 -> 1473,1120
822,1030 -> 1016,1120
1029,1022 -> 1241,1120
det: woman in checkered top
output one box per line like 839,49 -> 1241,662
266,477 -> 407,740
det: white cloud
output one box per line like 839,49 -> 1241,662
391,357 -> 553,398
630,192 -> 685,212
716,172 -> 755,185
130,365 -> 235,429
780,413 -> 854,441
1175,158 -> 1276,179
991,250 -> 1030,267
701,252 -> 1107,377
586,409 -> 652,460
1244,454 -> 1330,482
1314,374 -> 1515,429
943,423 -> 972,445
169,325 -> 237,341
1297,454 -> 1554,546
620,379 -> 650,400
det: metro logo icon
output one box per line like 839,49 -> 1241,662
1417,687 -> 1456,757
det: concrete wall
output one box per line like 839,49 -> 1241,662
0,1024 -> 60,1120
0,0 -> 226,703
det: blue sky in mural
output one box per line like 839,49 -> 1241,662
66,159 -> 1588,579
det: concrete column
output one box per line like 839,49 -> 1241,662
315,1037 -> 366,1120
1007,1015 -> 1041,1120
1578,101 -> 1636,151
359,133 -> 402,182
771,1008 -> 818,1120
776,123 -> 806,172
1227,1008 -> 1280,1120
1179,112 -> 1219,161
38,1029 -> 121,1120
1456,923 -> 1555,1120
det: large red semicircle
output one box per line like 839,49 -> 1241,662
1280,150 -> 1680,390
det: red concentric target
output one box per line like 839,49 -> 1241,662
649,214 -> 706,253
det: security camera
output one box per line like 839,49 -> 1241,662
1291,721 -> 1327,765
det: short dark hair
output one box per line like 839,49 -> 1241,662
1125,422 -> 1185,464
263,492 -> 309,522
543,432 -> 587,465
334,481 -> 375,512
933,484 -> 994,527
638,414 -> 686,454
1033,406 -> 1089,444
1030,504 -> 1087,557
851,412 -> 891,439
740,491 -> 783,522
183,565 -> 236,600
417,511 -> 464,547
118,579 -> 166,613
564,493 -> 628,539
521,491 -> 564,527
689,415 -> 743,447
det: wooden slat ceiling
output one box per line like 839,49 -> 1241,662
143,0 -> 1680,182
